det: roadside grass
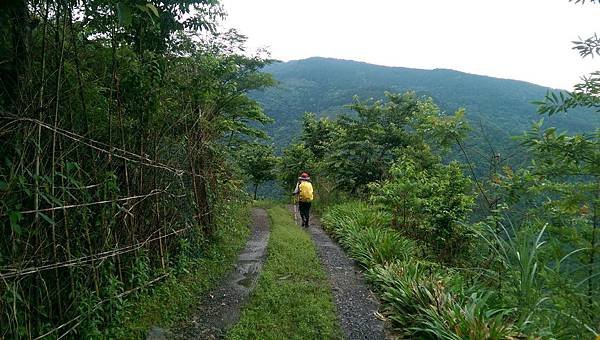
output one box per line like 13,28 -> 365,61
107,203 -> 251,338
227,204 -> 342,340
321,202 -> 524,338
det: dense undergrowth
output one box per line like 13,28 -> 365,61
323,202 -> 598,339
1,1 -> 275,337
106,202 -> 250,338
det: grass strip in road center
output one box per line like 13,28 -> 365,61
227,204 -> 342,339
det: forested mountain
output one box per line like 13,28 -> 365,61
253,57 -> 600,156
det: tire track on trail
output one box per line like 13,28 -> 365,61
289,205 -> 385,340
155,208 -> 270,340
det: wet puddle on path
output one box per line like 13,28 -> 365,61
157,208 -> 270,340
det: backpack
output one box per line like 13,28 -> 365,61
298,181 -> 314,202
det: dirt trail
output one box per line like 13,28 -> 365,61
164,208 -> 270,339
290,205 -> 385,340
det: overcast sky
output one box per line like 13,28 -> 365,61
219,0 -> 600,90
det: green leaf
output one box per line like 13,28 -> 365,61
117,3 -> 132,26
65,161 -> 79,172
38,212 -> 56,226
146,3 -> 159,17
9,211 -> 22,235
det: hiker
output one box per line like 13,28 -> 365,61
293,172 -> 314,228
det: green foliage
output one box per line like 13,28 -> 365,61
366,260 -> 444,328
368,261 -> 519,339
300,112 -> 340,161
322,202 -> 520,339
500,8 -> 600,332
281,91 -> 468,196
521,120 -> 599,177
321,201 -> 415,267
237,142 -> 278,199
323,92 -> 463,192
321,198 -> 600,338
535,24 -> 600,115
474,222 -> 548,328
414,291 -> 518,340
0,1 -> 274,337
107,202 -> 250,338
278,142 -> 317,191
370,159 -> 475,262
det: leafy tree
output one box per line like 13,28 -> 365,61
237,143 -> 278,199
323,92 -> 468,194
300,112 -> 339,160
370,159 -> 474,262
278,143 -> 316,191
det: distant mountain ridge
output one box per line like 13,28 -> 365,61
251,57 -> 599,156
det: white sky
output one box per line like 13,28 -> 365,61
219,0 -> 600,90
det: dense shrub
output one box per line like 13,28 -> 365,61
321,202 -> 415,267
367,261 -> 519,339
323,202 -> 524,339
369,159 -> 475,264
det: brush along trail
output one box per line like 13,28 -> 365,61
155,204 -> 385,339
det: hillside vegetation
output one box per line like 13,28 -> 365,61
276,87 -> 599,337
272,54 -> 600,337
253,57 -> 600,157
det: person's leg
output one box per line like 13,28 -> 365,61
299,202 -> 309,227
299,202 -> 307,227
305,202 -> 312,227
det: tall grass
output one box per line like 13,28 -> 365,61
475,222 -> 547,329
321,202 -> 416,267
475,221 -> 599,337
415,292 -> 517,340
321,202 -> 600,338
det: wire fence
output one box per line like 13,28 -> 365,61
0,115 -> 215,338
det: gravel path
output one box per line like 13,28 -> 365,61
289,205 -> 385,340
166,208 -> 271,339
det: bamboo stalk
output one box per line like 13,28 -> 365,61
588,183 -> 599,316
59,150 -> 76,298
154,142 -> 166,269
51,2 -> 68,319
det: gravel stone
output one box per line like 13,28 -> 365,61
290,205 -> 385,340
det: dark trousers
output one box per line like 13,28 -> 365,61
299,201 -> 311,226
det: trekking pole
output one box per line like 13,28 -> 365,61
293,195 -> 298,223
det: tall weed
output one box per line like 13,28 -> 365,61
475,221 -> 548,331
416,292 -> 518,340
322,201 -> 414,267
324,202 -> 522,338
